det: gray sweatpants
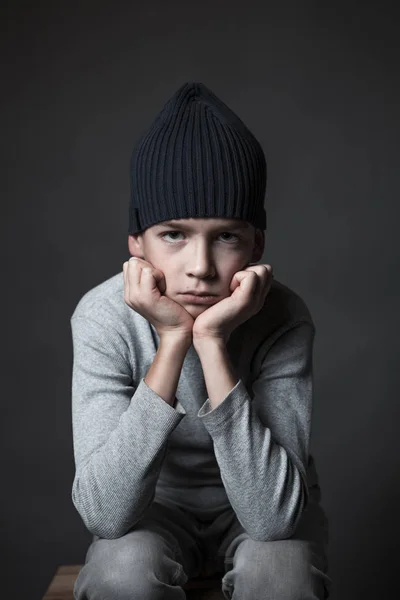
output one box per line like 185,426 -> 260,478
74,500 -> 332,599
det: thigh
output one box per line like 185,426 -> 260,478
218,484 -> 330,576
216,487 -> 332,600
222,538 -> 332,600
125,501 -> 204,578
74,501 -> 203,599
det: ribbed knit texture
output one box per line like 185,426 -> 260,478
128,82 -> 267,234
70,270 -> 323,540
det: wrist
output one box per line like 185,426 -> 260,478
160,331 -> 193,350
193,333 -> 226,350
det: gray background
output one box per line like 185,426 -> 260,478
2,1 -> 399,599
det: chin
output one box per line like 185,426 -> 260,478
185,304 -> 209,316
176,301 -> 207,314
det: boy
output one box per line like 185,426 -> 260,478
71,82 -> 332,599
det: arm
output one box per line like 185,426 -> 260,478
193,339 -> 239,410
71,315 -> 190,539
195,321 -> 315,541
144,333 -> 192,406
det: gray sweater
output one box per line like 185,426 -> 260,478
70,271 -> 326,543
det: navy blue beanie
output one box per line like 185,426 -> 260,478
128,82 -> 267,234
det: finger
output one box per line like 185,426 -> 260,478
122,261 -> 127,284
246,264 -> 272,277
123,261 -> 131,304
257,265 -> 273,291
231,270 -> 259,294
241,269 -> 270,307
233,270 -> 259,283
141,267 -> 162,298
128,256 -> 141,287
264,264 -> 273,277
250,264 -> 274,286
152,269 -> 166,294
125,258 -> 141,306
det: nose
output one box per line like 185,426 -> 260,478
185,241 -> 216,279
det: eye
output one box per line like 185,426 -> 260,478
160,231 -> 240,243
161,231 -> 185,242
219,232 -> 238,242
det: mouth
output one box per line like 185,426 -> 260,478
179,293 -> 218,305
181,291 -> 217,296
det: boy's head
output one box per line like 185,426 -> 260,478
127,82 -> 267,315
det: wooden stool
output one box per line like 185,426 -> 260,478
42,564 -> 225,599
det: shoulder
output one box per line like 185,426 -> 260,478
227,276 -> 315,377
71,271 -> 126,323
240,276 -> 315,345
70,271 -> 149,343
265,277 -> 314,331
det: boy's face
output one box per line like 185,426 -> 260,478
128,218 -> 265,317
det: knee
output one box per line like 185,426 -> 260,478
74,532 -> 185,600
223,539 -> 323,600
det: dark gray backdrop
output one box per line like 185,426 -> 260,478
2,1 -> 399,599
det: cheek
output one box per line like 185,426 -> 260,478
158,266 -> 179,294
223,259 -> 247,279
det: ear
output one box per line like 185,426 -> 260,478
127,234 -> 145,258
250,228 -> 265,263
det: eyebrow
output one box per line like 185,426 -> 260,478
158,220 -> 250,231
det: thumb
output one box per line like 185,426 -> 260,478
230,270 -> 248,293
152,268 -> 166,294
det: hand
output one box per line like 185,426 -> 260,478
192,264 -> 274,345
123,257 -> 195,340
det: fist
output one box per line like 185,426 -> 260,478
122,257 -> 195,339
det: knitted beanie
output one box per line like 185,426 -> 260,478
128,82 -> 267,234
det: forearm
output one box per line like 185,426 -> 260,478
145,334 -> 192,406
194,337 -> 239,409
195,324 -> 315,540
72,372 -> 187,539
71,317 -> 190,539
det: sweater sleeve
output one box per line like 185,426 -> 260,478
70,315 -> 185,539
197,320 -> 315,541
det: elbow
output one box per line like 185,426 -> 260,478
72,492 -> 140,539
279,475 -> 309,540
254,469 -> 309,542
277,458 -> 308,538
85,519 -> 140,540
71,486 -> 118,539
74,509 -> 124,539
244,514 -> 291,542
71,477 -> 143,540
86,523 -> 135,540
71,476 -> 148,540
